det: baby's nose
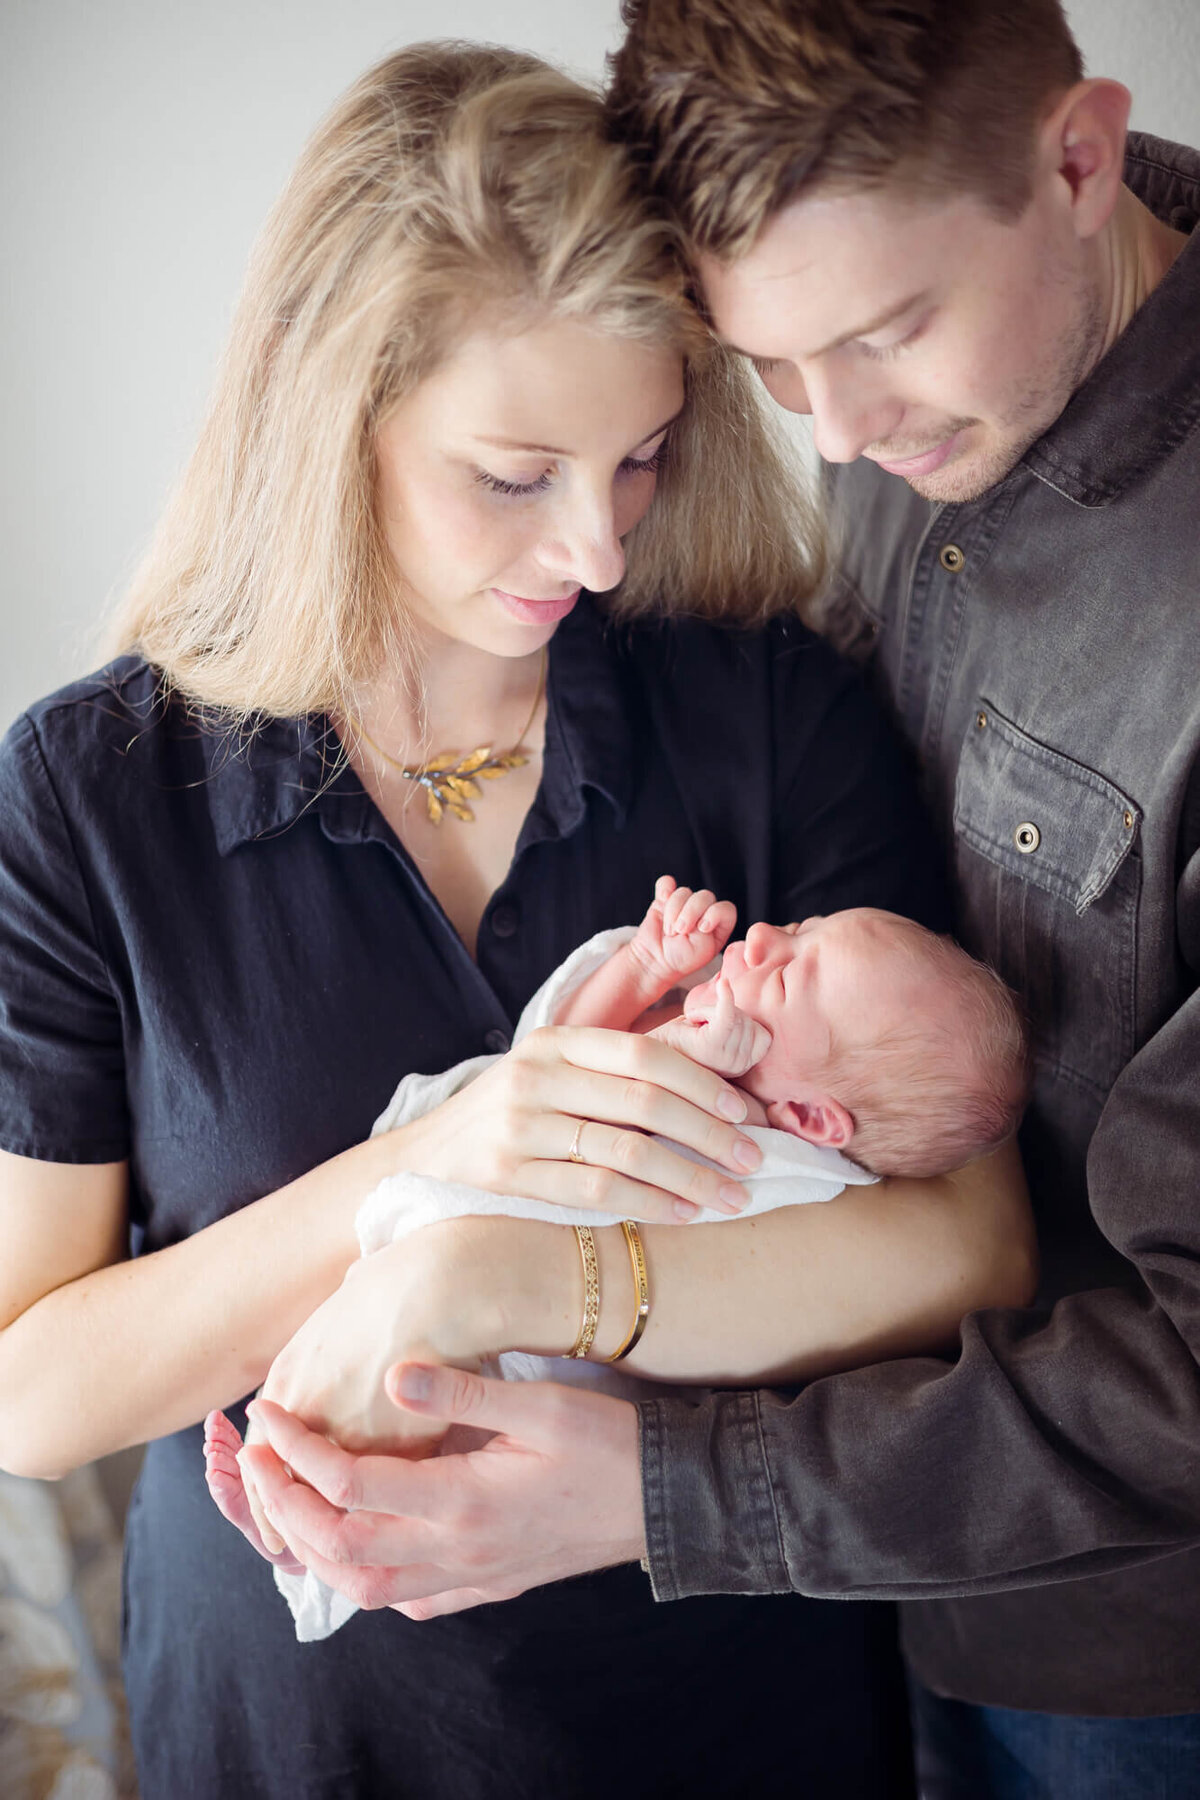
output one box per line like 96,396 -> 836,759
743,921 -> 787,966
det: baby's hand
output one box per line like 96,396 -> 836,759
656,974 -> 772,1077
631,875 -> 738,983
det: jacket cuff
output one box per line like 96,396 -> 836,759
637,1392 -> 792,1601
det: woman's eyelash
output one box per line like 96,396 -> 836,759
474,469 -> 553,497
750,356 -> 780,377
473,438 -> 668,499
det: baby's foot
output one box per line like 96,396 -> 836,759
203,1409 -> 305,1572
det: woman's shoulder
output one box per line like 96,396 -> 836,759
0,657 -> 209,831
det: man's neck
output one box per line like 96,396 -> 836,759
1096,183 -> 1189,360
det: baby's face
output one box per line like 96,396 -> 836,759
686,908 -> 927,1107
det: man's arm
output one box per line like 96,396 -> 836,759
643,968 -> 1200,1601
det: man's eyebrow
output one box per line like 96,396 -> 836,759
471,411 -> 682,459
727,292 -> 930,364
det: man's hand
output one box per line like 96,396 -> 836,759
237,1363 -> 646,1619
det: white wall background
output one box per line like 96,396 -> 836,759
2,0 -> 1197,730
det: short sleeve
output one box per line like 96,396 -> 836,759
0,712 -> 130,1162
770,632 -> 952,933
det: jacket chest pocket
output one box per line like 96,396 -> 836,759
952,702 -> 1141,1098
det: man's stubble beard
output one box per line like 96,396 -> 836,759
905,273 -> 1108,504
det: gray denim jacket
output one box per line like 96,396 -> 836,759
639,133 -> 1200,1715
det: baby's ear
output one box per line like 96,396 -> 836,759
764,1095 -> 854,1149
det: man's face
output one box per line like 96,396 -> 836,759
699,179 -> 1106,502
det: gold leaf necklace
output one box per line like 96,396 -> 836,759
347,648 -> 547,825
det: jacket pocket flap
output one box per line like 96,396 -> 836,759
954,702 -> 1140,915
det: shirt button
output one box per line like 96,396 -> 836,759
939,543 -> 966,573
484,1028 -> 511,1053
1014,822 -> 1041,853
490,904 -> 519,939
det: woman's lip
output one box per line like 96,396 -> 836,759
871,430 -> 964,478
490,586 -> 581,624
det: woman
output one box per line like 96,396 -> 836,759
0,43 -> 1033,1799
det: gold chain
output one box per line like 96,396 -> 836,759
347,648 -> 547,825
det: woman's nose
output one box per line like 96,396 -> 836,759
538,494 -> 627,595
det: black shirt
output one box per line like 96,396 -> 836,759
0,597 -> 942,1797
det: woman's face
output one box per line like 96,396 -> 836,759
374,315 -> 685,657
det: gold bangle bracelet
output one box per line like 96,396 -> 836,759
605,1219 -> 650,1363
568,1224 -> 600,1358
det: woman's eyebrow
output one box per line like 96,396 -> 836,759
471,410 -> 682,459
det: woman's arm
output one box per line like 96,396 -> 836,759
239,1139 -> 1034,1469
0,1027 -> 762,1481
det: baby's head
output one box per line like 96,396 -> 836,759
687,908 -> 1030,1177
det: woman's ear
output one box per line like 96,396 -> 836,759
764,1095 -> 854,1148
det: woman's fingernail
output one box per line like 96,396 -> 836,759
732,1138 -> 761,1170
719,1183 -> 748,1212
716,1091 -> 747,1121
673,1200 -> 700,1221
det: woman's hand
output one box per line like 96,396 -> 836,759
390,1024 -> 761,1224
206,1221 -> 495,1555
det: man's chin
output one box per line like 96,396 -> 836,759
892,433 -> 1035,503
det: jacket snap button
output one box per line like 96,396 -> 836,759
1123,810 -> 1135,831
940,544 -> 966,573
1014,822 -> 1041,853
976,710 -> 988,730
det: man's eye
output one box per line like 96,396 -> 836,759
858,314 -> 931,363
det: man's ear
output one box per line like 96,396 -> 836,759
1038,77 -> 1131,241
764,1095 -> 854,1149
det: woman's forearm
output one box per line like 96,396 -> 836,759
480,1140 -> 1037,1384
0,1133 -> 406,1479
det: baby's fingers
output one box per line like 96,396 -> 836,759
665,887 -> 720,936
697,900 -> 737,946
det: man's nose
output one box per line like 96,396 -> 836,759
806,364 -> 904,465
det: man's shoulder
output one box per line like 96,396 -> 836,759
1124,132 -> 1200,231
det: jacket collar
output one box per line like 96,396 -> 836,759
1020,132 -> 1200,509
205,593 -> 635,856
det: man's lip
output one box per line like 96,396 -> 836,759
869,430 -> 964,478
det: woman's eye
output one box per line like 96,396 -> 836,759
474,468 -> 553,497
619,438 -> 669,477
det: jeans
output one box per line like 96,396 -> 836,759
910,1679 -> 1200,1800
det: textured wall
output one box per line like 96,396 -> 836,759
2,0 -> 1197,727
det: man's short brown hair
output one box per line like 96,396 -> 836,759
608,0 -> 1085,258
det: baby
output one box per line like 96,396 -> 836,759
206,876 -> 1029,1639
556,876 -> 1029,1178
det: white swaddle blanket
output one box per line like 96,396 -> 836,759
276,928 -> 877,1639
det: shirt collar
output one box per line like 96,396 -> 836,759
205,592 -> 636,856
1019,132 -> 1200,509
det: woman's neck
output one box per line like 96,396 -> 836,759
353,630 -> 547,761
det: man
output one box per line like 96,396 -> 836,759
241,3 -> 1200,1790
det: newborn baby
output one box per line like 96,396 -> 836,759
206,880 -> 1028,1639
556,877 -> 1029,1178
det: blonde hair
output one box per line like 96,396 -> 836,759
609,0 -> 1084,259
828,924 -> 1031,1179
112,41 -> 823,721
